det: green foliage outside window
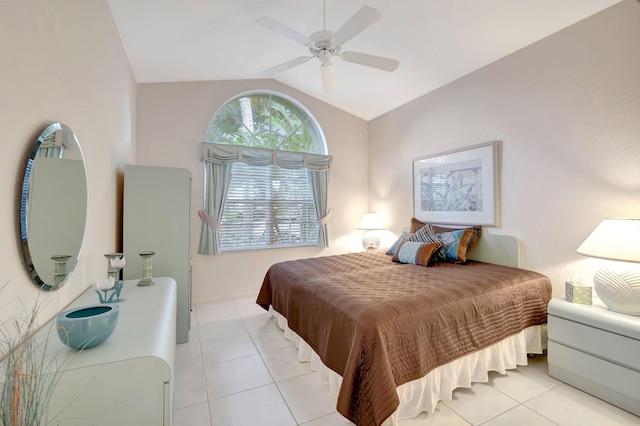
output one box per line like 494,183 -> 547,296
206,93 -> 322,154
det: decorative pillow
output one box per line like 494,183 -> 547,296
392,241 -> 438,266
433,225 -> 482,255
410,217 -> 427,233
386,231 -> 411,255
407,223 -> 443,247
432,228 -> 478,263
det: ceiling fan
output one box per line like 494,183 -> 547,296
257,1 -> 399,93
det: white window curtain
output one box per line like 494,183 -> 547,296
198,142 -> 332,254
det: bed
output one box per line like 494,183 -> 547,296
256,232 -> 552,426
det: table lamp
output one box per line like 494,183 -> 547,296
357,213 -> 384,250
576,218 -> 640,315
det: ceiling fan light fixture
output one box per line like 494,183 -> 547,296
257,4 -> 398,91
321,62 -> 336,93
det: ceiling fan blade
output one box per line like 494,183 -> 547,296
257,17 -> 311,47
259,56 -> 311,77
333,6 -> 381,46
341,51 -> 399,72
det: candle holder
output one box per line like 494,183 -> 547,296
51,254 -> 72,290
137,251 -> 156,287
104,253 -> 125,284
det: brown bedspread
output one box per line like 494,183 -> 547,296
256,250 -> 552,426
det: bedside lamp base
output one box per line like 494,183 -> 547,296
362,232 -> 380,251
593,266 -> 640,315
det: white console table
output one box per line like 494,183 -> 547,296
547,297 -> 640,416
40,277 -> 177,425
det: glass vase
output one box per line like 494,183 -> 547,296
138,251 -> 155,287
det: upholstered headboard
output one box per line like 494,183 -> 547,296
468,234 -> 521,268
401,227 -> 521,268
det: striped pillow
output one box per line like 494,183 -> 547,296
392,241 -> 438,266
407,223 -> 443,247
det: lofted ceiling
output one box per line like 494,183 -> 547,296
107,0 -> 621,120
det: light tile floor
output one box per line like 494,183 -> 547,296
174,297 -> 640,426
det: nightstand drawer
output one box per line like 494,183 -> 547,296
548,315 -> 640,371
548,341 -> 640,415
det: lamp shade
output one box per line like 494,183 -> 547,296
577,218 -> 640,315
357,213 -> 384,230
576,219 -> 640,263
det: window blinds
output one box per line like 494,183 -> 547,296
219,163 -> 319,250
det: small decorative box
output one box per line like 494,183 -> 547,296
565,282 -> 592,305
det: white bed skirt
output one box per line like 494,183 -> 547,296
270,308 -> 546,425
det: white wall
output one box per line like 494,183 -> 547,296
0,0 -> 136,326
11,0 -> 630,310
135,80 -> 369,303
368,0 -> 640,297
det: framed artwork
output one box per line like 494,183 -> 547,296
413,141 -> 500,227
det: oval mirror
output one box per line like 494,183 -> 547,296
20,123 -> 88,291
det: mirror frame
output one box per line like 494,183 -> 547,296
20,123 -> 88,291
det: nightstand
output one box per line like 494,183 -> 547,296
547,297 -> 640,416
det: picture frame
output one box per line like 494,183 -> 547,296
412,141 -> 501,227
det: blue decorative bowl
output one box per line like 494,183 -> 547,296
56,304 -> 120,349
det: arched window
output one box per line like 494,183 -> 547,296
199,91 -> 331,253
206,92 -> 326,154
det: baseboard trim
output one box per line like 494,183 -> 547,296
192,290 -> 258,306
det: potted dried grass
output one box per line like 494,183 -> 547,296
0,286 -> 62,426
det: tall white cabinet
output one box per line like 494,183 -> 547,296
123,164 -> 192,344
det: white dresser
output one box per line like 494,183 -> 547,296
547,297 -> 640,416
41,277 -> 177,425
